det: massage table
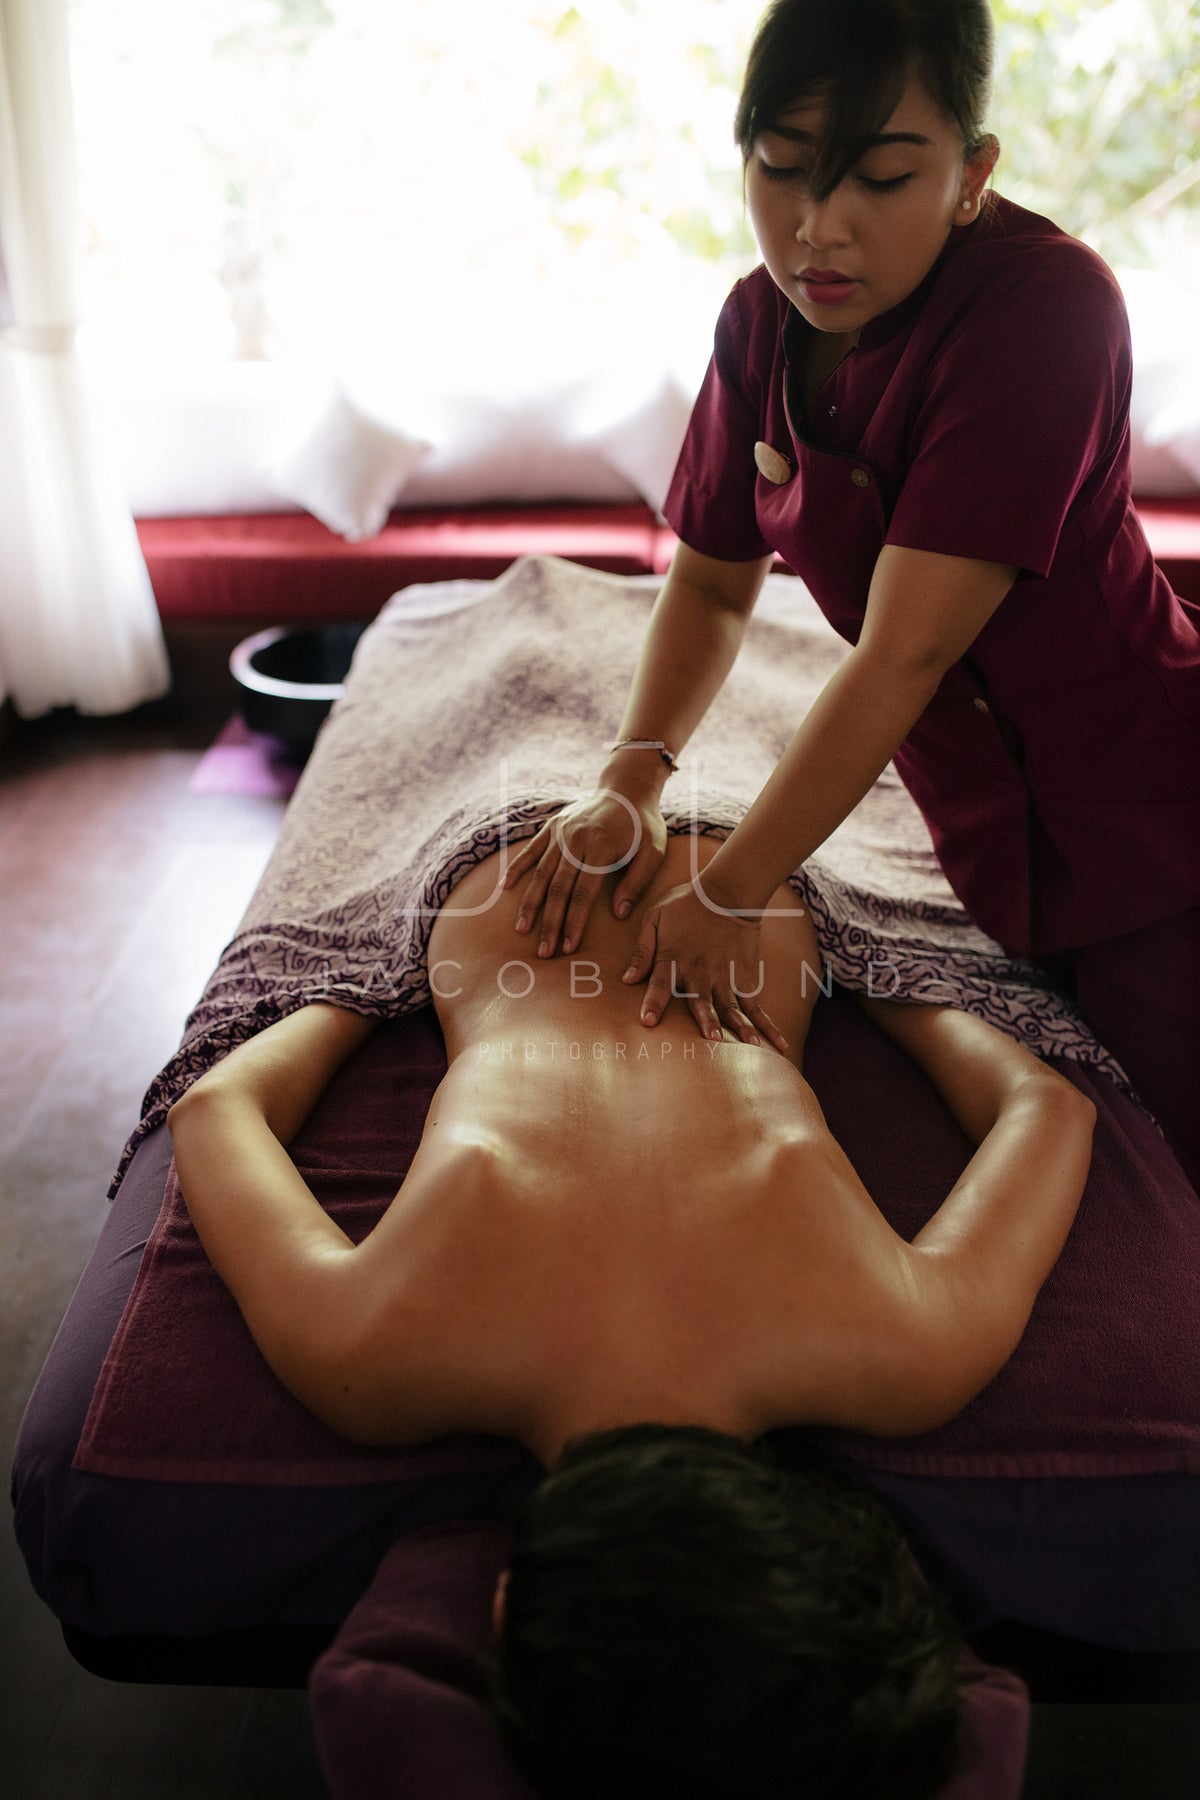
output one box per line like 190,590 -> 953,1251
13,558 -> 1200,1797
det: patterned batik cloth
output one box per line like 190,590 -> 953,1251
110,555 -> 1133,1197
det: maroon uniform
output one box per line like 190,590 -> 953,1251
664,195 -> 1200,1181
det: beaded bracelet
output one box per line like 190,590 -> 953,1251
609,736 -> 679,775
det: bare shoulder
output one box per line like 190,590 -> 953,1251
333,1297 -> 533,1450
729,1135 -> 933,1434
734,1115 -> 1036,1441
819,1224 -> 1066,1440
820,1246 -> 988,1438
322,1140 -> 536,1449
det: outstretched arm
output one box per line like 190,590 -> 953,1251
166,1004 -> 381,1428
849,995 -> 1096,1435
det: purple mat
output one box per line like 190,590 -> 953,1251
187,715 -> 301,799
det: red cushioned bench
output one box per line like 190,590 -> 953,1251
1136,498 -> 1200,606
137,498 -> 1200,699
136,505 -> 677,626
138,505 -> 684,700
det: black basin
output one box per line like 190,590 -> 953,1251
230,623 -> 368,759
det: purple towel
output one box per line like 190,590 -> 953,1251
811,999 -> 1200,1478
74,992 -> 1200,1486
75,1014 -> 525,1487
308,1518 -> 1031,1800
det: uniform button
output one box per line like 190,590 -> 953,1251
973,697 -> 990,714
754,440 -> 793,485
850,467 -> 870,488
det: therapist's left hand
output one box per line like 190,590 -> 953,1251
622,880 -> 787,1051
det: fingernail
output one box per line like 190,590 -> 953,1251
562,938 -> 573,954
642,1009 -> 656,1025
539,940 -> 550,957
750,1034 -> 761,1047
617,901 -> 630,918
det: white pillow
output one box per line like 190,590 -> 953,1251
1144,376 -> 1200,487
87,358 -> 325,516
1119,267 -> 1200,498
572,368 -> 695,515
263,388 -> 432,540
339,328 -> 683,509
396,383 -> 639,508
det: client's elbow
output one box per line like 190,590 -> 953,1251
1022,1066 -> 1097,1155
166,1086 -> 200,1138
1066,1085 -> 1097,1147
166,1072 -> 240,1147
167,1077 -> 221,1134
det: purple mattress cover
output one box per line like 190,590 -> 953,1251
11,997 -> 1200,1647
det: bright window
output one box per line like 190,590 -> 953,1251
69,0 -> 1200,373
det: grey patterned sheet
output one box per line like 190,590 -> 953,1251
110,554 -> 1130,1198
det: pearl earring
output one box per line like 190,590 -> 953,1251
961,198 -> 973,211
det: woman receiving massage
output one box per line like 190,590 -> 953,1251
168,830 -> 1095,1800
505,0 -> 1200,1191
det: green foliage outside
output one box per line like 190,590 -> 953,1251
989,0 -> 1200,261
68,0 -> 1200,366
516,0 -> 1200,275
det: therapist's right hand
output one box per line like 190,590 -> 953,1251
504,786 -> 668,957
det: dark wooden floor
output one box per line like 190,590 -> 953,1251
2,697 -> 1199,1798
0,698 -> 327,1798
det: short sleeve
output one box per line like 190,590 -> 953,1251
662,279 -> 776,563
885,246 -> 1132,578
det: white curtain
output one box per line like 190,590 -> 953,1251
0,0 -> 169,718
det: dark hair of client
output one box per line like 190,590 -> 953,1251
488,1424 -> 965,1800
734,0 -> 995,198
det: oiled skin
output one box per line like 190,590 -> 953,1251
343,836 -> 926,1463
170,825 -> 1095,1465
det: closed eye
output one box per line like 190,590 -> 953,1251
757,163 -> 915,194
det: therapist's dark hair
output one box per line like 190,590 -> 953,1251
735,0 -> 995,198
488,1422 -> 964,1800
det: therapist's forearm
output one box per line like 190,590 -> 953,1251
704,643 -> 945,907
600,573 -> 753,798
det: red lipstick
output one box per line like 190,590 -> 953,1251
797,267 -> 859,307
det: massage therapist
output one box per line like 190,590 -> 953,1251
506,0 -> 1200,1186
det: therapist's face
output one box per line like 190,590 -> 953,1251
745,70 -> 998,338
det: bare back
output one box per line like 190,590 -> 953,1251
345,837 -> 925,1461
